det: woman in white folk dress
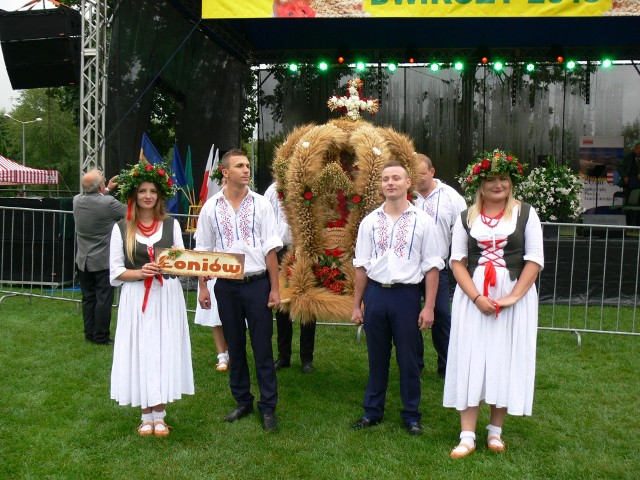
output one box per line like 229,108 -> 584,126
109,161 -> 194,437
444,150 -> 544,458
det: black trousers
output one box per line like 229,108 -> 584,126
419,267 -> 452,376
215,276 -> 278,414
275,309 -> 316,364
78,267 -> 114,343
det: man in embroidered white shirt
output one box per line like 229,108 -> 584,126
414,153 -> 467,377
351,160 -> 444,436
195,149 -> 283,432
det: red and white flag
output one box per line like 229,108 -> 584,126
199,145 -> 221,204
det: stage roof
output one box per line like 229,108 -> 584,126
171,2 -> 640,64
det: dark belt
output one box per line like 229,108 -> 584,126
368,279 -> 417,289
220,271 -> 268,284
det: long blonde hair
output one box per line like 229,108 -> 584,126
466,176 -> 521,227
124,183 -> 167,263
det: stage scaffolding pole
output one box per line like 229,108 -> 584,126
79,0 -> 108,185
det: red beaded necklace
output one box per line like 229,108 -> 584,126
480,209 -> 505,228
137,219 -> 159,237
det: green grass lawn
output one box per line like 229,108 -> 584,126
1,296 -> 638,479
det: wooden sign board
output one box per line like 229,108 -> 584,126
156,248 -> 245,279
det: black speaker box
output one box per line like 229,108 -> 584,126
0,7 -> 81,89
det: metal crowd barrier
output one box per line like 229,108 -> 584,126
1,206 -> 638,337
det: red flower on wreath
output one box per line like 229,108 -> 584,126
167,178 -> 173,186
277,190 -> 284,200
303,191 -> 313,200
481,159 -> 491,170
145,164 -> 153,172
473,164 -> 482,175
314,250 -> 347,295
157,169 -> 166,176
351,194 -> 362,205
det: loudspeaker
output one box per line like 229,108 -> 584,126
0,7 -> 81,89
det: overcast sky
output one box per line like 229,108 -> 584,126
0,0 -> 55,112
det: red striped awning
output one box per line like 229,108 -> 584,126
0,155 -> 59,185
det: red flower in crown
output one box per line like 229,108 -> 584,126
517,163 -> 523,173
167,178 -> 173,186
506,155 -> 513,161
157,169 -> 166,176
145,164 -> 153,172
481,159 -> 491,170
473,164 -> 482,175
466,175 -> 473,183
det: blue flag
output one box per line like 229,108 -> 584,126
166,145 -> 186,214
181,146 -> 195,215
140,133 -> 163,165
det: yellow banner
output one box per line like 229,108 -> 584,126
202,0 -> 616,19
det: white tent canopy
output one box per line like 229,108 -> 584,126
0,155 -> 59,185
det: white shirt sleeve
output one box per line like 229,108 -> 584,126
523,207 -> 544,269
194,199 -> 217,252
257,197 -> 283,256
172,219 -> 185,248
352,215 -> 373,270
109,224 -> 126,286
449,215 -> 469,267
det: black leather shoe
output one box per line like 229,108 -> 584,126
301,362 -> 315,374
351,417 -> 381,430
405,421 -> 423,436
262,413 -> 278,432
94,339 -> 114,345
224,405 -> 253,423
274,357 -> 291,370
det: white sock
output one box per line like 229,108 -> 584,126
487,424 -> 503,446
454,430 -> 476,451
152,409 -> 167,430
217,352 -> 229,363
139,412 -> 153,433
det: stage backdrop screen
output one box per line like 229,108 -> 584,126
202,0 -> 629,19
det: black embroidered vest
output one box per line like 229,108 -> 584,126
117,218 -> 175,270
460,203 -> 531,281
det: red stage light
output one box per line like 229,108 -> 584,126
556,56 -> 564,63
337,56 -> 345,64
481,57 -> 489,64
408,57 -> 415,64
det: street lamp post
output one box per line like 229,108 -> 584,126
4,113 -> 43,192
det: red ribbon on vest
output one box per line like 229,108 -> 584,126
479,238 -> 505,319
142,245 -> 163,313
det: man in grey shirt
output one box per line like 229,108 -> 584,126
73,169 -> 126,344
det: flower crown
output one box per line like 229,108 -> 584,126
116,160 -> 178,202
209,160 -> 224,186
458,149 -> 527,201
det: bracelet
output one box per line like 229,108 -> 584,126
472,294 -> 481,304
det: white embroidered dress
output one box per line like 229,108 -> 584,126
109,219 -> 194,408
443,204 -> 544,415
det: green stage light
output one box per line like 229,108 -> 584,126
493,61 -> 504,72
602,58 -> 613,69
454,61 -> 464,71
356,61 -> 366,71
388,62 -> 397,72
430,63 -> 440,72
318,61 -> 329,71
525,62 -> 535,72
566,60 -> 576,70
288,63 -> 299,72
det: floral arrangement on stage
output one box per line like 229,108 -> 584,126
457,149 -> 526,204
271,98 -> 419,322
328,78 -> 379,121
519,158 -> 584,222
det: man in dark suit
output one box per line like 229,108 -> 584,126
73,169 -> 126,344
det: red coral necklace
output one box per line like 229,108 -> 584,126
137,219 -> 159,236
480,209 -> 504,228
